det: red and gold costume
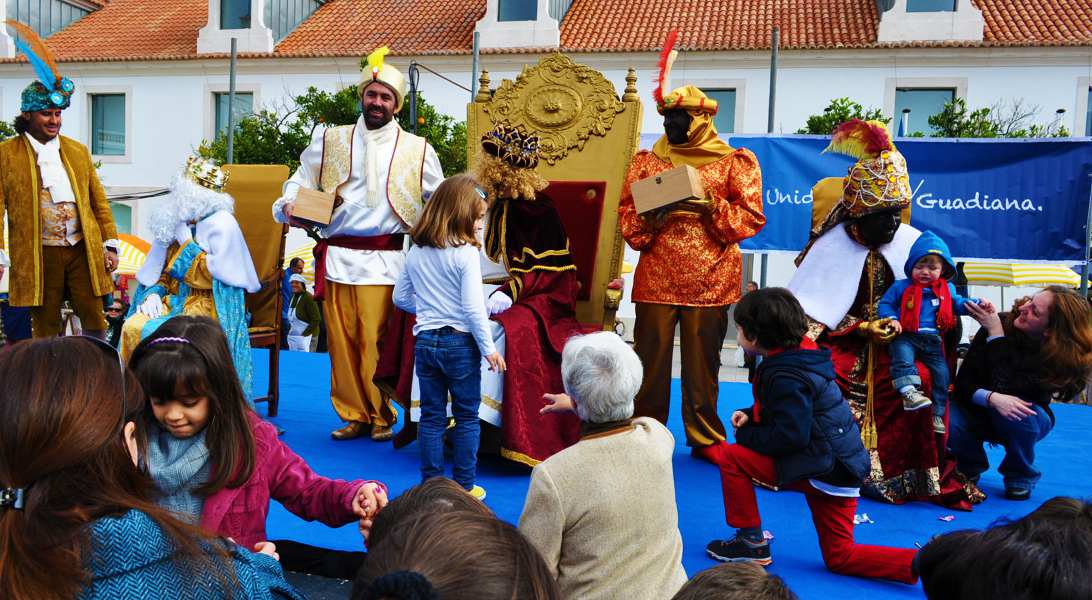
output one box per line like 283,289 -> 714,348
788,120 -> 975,507
619,77 -> 765,449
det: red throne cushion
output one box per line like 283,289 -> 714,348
544,180 -> 606,302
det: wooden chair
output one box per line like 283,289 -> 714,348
467,54 -> 643,331
224,164 -> 290,416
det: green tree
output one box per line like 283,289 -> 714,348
928,98 -> 1070,138
0,118 -> 15,142
796,97 -> 889,134
199,85 -> 467,176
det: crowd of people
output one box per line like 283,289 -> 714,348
1,28 -> 1091,600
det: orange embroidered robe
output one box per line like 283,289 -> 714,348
619,149 -> 765,306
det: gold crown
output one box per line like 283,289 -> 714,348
184,156 -> 229,191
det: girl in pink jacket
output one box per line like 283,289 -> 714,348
130,315 -> 387,578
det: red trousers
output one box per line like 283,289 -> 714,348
719,443 -> 918,584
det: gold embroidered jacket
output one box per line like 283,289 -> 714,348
619,149 -> 765,306
0,135 -> 117,306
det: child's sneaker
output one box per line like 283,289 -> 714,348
466,485 -> 487,501
705,536 -> 772,566
933,415 -> 946,434
901,388 -> 931,411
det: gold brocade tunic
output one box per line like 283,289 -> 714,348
119,241 -> 215,361
619,149 -> 765,306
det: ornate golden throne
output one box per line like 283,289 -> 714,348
467,53 -> 642,331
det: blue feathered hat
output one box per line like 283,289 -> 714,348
5,20 -> 74,112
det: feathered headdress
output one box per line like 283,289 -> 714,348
822,119 -> 895,159
5,20 -> 74,111
359,45 -> 406,113
653,30 -> 679,106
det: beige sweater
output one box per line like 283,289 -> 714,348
518,417 -> 687,600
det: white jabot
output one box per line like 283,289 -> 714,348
788,222 -> 921,330
273,116 -> 444,286
24,133 -> 76,204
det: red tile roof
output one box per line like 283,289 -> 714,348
4,0 -> 1089,63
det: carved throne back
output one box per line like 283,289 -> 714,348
467,53 -> 642,330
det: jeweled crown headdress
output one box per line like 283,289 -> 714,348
184,156 -> 230,192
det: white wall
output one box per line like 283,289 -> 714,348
2,46 -> 1087,322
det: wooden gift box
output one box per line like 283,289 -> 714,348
630,164 -> 705,214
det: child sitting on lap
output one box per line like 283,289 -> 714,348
878,231 -> 990,433
706,287 -> 918,584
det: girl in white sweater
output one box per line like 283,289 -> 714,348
393,174 -> 505,500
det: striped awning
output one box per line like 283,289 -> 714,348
962,262 -> 1081,287
115,234 -> 151,276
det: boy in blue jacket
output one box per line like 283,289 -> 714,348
706,288 -> 918,584
878,231 -> 990,434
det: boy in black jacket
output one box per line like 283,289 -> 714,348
706,288 -> 918,584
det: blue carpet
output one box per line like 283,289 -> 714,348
255,350 -> 1092,599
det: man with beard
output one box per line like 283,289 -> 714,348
0,22 -> 118,338
274,47 -> 443,441
787,119 -> 974,508
618,33 -> 765,465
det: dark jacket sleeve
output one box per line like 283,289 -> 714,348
299,293 -> 322,337
735,373 -> 813,457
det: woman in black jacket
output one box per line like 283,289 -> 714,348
951,285 -> 1092,500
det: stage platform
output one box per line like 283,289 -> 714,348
256,349 -> 1091,599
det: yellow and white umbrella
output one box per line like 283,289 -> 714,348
284,239 -> 316,286
115,234 -> 151,276
962,262 -> 1080,288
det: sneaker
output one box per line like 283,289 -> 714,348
706,536 -> 772,566
932,415 -> 946,434
466,485 -> 487,501
901,388 -> 931,411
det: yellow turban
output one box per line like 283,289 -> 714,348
651,86 -> 733,168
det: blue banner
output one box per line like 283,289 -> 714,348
639,134 -> 1092,262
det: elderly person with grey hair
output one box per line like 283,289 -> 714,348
518,331 -> 687,600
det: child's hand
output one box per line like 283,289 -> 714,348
360,516 -> 375,543
890,320 -> 903,334
252,541 -> 280,561
352,482 -> 388,520
731,410 -> 750,429
540,393 -> 575,415
485,352 -> 506,372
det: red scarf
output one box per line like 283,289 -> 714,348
751,337 -> 818,424
899,277 -> 954,333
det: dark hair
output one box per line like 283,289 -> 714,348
289,257 -> 304,269
672,563 -> 797,600
367,477 -> 494,549
0,338 -> 233,599
733,287 -> 808,350
354,511 -> 559,600
12,115 -> 28,135
129,316 -> 255,495
918,496 -> 1092,600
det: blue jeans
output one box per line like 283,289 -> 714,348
889,332 -> 948,417
415,327 -> 482,489
947,401 -> 1053,491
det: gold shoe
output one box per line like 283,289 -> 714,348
371,424 -> 394,441
331,422 -> 367,440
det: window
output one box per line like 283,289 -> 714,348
221,0 -> 251,29
894,88 -> 954,136
214,92 -> 254,138
1086,88 -> 1091,137
90,94 -> 126,156
704,89 -> 737,134
498,0 -> 536,21
906,0 -> 956,11
109,202 -> 132,235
